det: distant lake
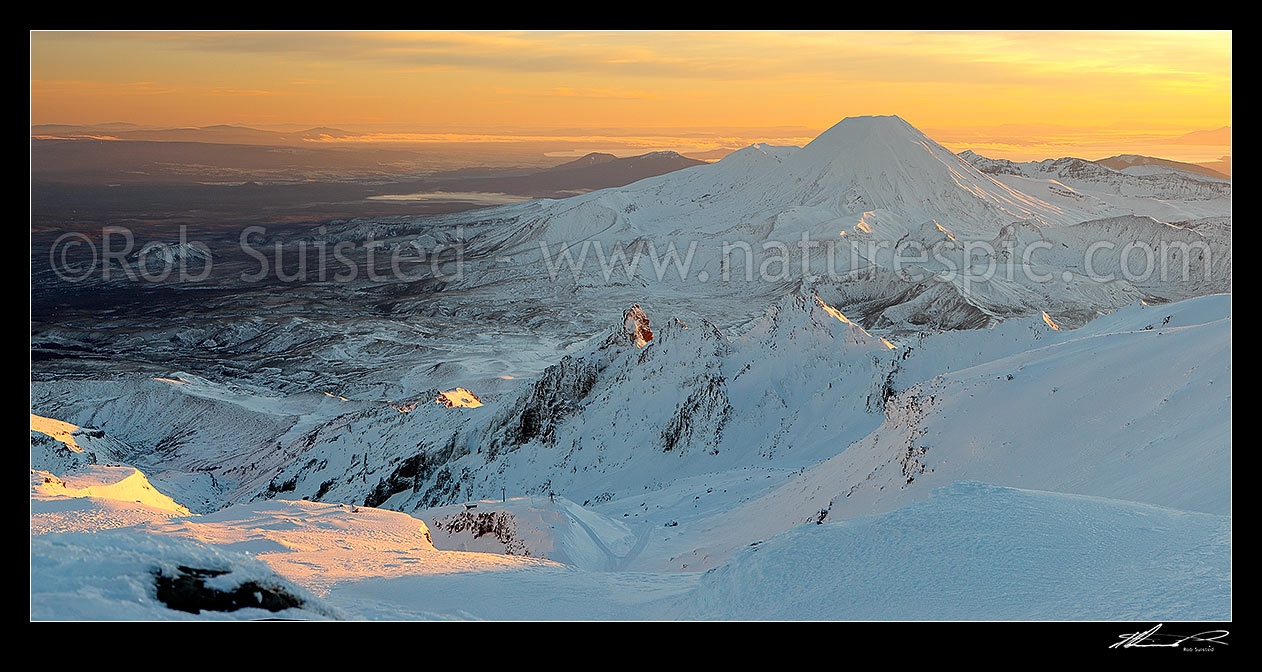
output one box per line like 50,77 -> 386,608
367,191 -> 533,205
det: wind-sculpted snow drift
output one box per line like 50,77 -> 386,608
31,116 -> 1230,620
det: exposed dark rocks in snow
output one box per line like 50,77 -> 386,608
364,450 -> 438,508
433,510 -> 528,555
661,374 -> 731,454
153,565 -> 304,615
486,355 -> 600,456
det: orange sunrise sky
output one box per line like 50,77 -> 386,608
30,30 -> 1231,163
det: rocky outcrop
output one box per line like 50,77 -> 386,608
486,355 -> 600,457
660,373 -> 731,454
623,304 -> 654,347
153,565 -> 304,615
432,510 -> 529,556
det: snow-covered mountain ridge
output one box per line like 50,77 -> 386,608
33,116 -> 1231,397
31,115 -> 1231,620
30,292 -> 1231,617
33,292 -> 1230,566
311,115 -> 1230,384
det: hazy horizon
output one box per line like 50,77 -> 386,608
31,30 -> 1231,164
30,118 -> 1233,167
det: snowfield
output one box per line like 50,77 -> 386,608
420,496 -> 639,571
31,116 -> 1230,620
680,483 -> 1230,621
31,292 -> 1231,620
31,531 -> 340,621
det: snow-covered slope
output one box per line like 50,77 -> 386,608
679,482 -> 1229,620
958,149 -> 1231,221
30,413 -> 129,475
31,530 -> 339,620
1096,153 -> 1231,180
32,465 -> 189,515
442,116 -> 1073,250
33,117 -> 1232,399
307,115 -> 1231,365
31,467 -> 193,535
90,291 -> 1208,585
820,212 -> 1230,332
30,115 -> 1231,621
29,373 -> 394,510
647,293 -> 1230,571
420,496 -> 638,571
31,482 -> 1227,620
756,116 -> 1073,235
245,295 -> 902,517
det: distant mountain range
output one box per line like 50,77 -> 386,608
1095,153 -> 1230,179
32,122 -> 1230,179
418,150 -> 707,196
31,123 -> 711,197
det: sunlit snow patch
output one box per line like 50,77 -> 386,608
813,296 -> 897,349
32,466 -> 191,515
436,388 -> 484,408
30,413 -> 81,452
